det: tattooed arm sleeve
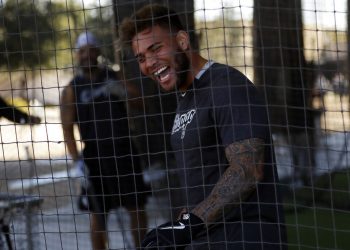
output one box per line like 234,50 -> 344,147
191,138 -> 265,224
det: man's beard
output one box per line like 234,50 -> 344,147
174,49 -> 190,90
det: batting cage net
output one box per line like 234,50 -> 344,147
0,0 -> 349,249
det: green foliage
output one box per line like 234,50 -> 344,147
0,0 -> 54,69
284,169 -> 350,249
283,169 -> 350,210
84,5 -> 115,63
286,207 -> 350,250
0,0 -> 113,70
43,1 -> 84,68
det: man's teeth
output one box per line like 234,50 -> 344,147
154,66 -> 167,77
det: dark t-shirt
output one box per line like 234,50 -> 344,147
171,63 -> 284,224
71,70 -> 129,157
71,68 -> 149,209
71,68 -> 137,173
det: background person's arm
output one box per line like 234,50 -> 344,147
0,97 -> 41,124
60,84 -> 79,161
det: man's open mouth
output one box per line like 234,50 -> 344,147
154,66 -> 170,82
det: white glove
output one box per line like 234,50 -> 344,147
73,159 -> 89,189
73,159 -> 88,177
106,80 -> 127,99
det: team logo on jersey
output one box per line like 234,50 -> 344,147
80,80 -> 125,103
172,109 -> 196,139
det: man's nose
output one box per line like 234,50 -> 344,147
145,53 -> 157,68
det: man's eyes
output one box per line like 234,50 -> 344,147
136,44 -> 162,63
151,44 -> 162,52
137,56 -> 145,63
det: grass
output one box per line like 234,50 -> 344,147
285,207 -> 350,250
283,169 -> 350,250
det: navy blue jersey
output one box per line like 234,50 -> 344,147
71,68 -> 131,159
171,63 -> 284,224
71,68 -> 149,209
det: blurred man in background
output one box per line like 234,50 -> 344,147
60,31 -> 148,249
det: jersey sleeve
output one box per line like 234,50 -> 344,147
211,69 -> 269,146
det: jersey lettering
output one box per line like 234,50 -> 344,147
79,80 -> 122,103
171,109 -> 196,139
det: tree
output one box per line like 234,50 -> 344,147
0,0 -> 54,70
253,0 -> 316,184
253,0 -> 315,133
44,1 -> 86,68
0,0 -> 99,71
84,4 -> 115,64
348,0 -> 350,109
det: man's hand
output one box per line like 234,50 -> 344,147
73,158 -> 90,211
142,213 -> 204,249
73,158 -> 88,178
27,115 -> 41,124
20,115 -> 41,125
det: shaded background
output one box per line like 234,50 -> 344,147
0,0 -> 349,249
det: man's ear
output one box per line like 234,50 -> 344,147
176,30 -> 190,51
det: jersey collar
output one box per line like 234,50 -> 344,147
179,60 -> 215,98
195,60 -> 214,80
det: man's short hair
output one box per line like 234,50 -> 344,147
119,4 -> 184,49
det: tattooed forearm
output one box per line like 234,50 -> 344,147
192,138 -> 265,224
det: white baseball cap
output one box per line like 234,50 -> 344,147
75,31 -> 99,49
